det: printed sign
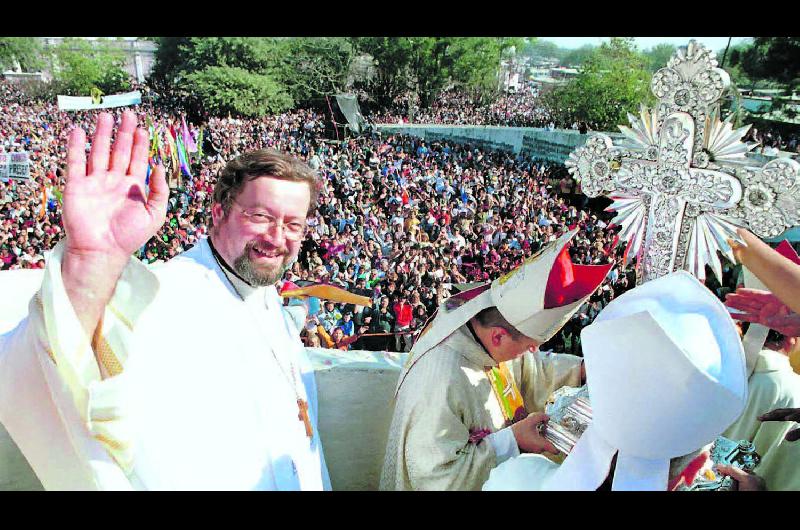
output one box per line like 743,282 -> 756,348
0,152 -> 30,180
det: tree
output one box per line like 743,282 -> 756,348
350,37 -> 422,107
644,43 -> 677,72
52,38 -> 131,95
0,37 -> 43,71
278,37 -> 355,106
448,37 -> 524,101
185,66 -> 293,117
729,38 -> 800,90
351,37 -> 520,108
561,45 -> 596,67
542,38 -> 654,130
151,37 -> 312,118
152,37 -> 282,85
521,39 -> 563,60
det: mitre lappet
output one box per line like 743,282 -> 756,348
397,228 -> 613,390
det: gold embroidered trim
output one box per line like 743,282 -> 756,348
93,433 -> 129,451
90,416 -> 120,423
34,292 -> 44,313
107,304 -> 133,331
95,335 -> 124,377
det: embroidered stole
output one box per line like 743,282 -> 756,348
486,362 -> 527,426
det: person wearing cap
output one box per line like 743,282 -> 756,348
483,272 -> 757,491
380,230 -> 611,491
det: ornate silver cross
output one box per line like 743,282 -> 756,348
566,41 -> 800,283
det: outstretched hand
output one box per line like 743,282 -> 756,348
725,288 -> 800,338
759,408 -> 800,442
63,110 -> 168,264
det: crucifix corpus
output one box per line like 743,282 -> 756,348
297,398 -> 314,438
566,40 -> 800,284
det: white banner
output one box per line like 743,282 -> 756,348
57,90 -> 142,111
0,152 -> 30,180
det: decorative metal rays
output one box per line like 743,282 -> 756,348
566,41 -> 800,283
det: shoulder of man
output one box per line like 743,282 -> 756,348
751,353 -> 800,404
399,341 -> 475,398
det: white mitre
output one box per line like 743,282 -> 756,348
484,271 -> 747,491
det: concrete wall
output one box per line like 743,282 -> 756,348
308,348 -> 406,490
0,348 -> 406,491
376,124 -> 624,164
375,124 -> 794,165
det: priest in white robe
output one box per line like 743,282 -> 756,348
381,230 -> 612,490
0,111 -> 330,490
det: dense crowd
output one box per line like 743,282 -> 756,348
744,125 -> 800,155
369,84 -> 583,130
1,78 -> 752,356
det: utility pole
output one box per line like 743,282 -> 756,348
720,37 -> 733,69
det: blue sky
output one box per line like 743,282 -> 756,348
542,37 -> 751,52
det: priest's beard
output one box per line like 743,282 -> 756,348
233,241 -> 293,287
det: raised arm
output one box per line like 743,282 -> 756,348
61,111 -> 168,342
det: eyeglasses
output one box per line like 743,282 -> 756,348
231,200 -> 307,241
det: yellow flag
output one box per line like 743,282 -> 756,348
90,87 -> 104,105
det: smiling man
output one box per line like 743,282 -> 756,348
0,111 -> 329,490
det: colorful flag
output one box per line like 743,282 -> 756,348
38,184 -> 47,220
196,128 -> 204,160
181,116 -> 198,154
176,133 -> 193,179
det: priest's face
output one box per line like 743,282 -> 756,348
212,176 -> 310,287
490,329 -> 540,363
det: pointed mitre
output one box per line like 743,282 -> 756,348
396,229 -> 613,394
544,271 -> 748,491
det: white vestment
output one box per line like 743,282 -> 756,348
0,237 -> 330,490
724,349 -> 800,491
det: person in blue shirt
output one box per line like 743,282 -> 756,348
338,312 -> 355,336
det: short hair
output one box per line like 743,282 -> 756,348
767,329 -> 786,345
473,306 -> 524,340
212,149 -> 319,223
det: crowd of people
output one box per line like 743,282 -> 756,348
744,125 -> 800,155
0,77 -> 759,358
5,67 -> 800,492
368,83 -> 584,130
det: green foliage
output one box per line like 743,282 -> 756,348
0,37 -> 43,71
278,37 -> 355,106
53,38 -> 131,96
449,37 -> 524,101
184,66 -> 293,117
521,39 -> 563,60
729,38 -> 800,90
561,45 -> 596,67
350,37 -> 420,107
351,37 -> 519,108
643,43 -> 677,72
542,38 -> 654,131
153,37 -> 344,116
152,37 -> 282,85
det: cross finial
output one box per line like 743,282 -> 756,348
566,41 -> 800,284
